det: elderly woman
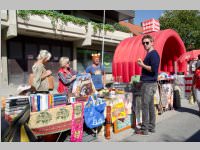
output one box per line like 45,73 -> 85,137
32,50 -> 52,93
57,57 -> 77,94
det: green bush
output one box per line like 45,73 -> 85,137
17,10 -> 131,33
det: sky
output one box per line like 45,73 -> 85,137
134,10 -> 165,26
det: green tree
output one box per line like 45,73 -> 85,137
159,10 -> 200,51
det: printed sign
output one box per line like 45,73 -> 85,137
114,114 -> 133,134
116,93 -> 133,115
111,102 -> 126,123
72,73 -> 96,97
70,102 -> 84,142
28,104 -> 82,136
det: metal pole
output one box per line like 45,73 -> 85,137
174,61 -> 178,75
101,10 -> 105,65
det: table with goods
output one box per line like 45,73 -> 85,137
2,72 -> 178,142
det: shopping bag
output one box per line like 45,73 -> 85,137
84,96 -> 105,129
95,99 -> 106,113
93,95 -> 106,113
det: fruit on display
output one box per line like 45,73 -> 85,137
115,89 -> 125,94
98,89 -> 110,97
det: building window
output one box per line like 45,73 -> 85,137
62,46 -> 73,61
51,45 -> 61,61
103,51 -> 113,73
77,48 -> 113,73
8,41 -> 23,59
39,44 -> 50,52
7,36 -> 73,85
77,49 -> 97,72
25,43 -> 38,60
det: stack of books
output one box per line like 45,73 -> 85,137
53,94 -> 68,107
30,94 -> 67,112
30,94 -> 49,112
5,96 -> 30,120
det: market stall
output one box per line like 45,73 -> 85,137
2,71 -> 182,142
2,73 -> 137,142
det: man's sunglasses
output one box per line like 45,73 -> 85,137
142,42 -> 150,45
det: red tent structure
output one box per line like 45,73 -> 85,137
176,49 -> 200,63
112,29 -> 187,83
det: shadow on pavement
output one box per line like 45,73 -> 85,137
185,130 -> 200,142
175,107 -> 200,117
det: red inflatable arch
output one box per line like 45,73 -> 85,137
112,29 -> 187,82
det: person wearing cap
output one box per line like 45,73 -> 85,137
86,53 -> 106,91
32,50 -> 52,93
57,57 -> 77,94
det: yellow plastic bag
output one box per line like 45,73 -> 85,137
20,125 -> 30,142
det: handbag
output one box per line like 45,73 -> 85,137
28,73 -> 54,90
84,96 -> 105,129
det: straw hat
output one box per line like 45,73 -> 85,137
17,84 -> 31,95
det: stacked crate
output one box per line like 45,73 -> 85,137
142,18 -> 160,34
184,75 -> 193,99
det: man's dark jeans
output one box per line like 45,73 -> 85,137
141,82 -> 157,132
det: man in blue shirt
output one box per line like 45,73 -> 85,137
86,53 -> 106,91
136,35 -> 160,135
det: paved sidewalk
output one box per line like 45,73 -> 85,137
95,99 -> 200,142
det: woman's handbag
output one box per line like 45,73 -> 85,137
84,96 -> 106,129
28,73 -> 54,90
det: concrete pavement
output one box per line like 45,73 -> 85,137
96,99 -> 200,142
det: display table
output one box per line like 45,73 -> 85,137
28,103 -> 83,136
4,92 -> 135,140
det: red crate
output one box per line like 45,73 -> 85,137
142,18 -> 160,34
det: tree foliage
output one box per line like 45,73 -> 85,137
159,10 -> 200,51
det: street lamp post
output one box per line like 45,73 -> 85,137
101,10 -> 105,65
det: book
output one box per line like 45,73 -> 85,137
6,100 -> 29,107
5,105 -> 27,111
6,96 -> 29,102
37,95 -> 40,111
